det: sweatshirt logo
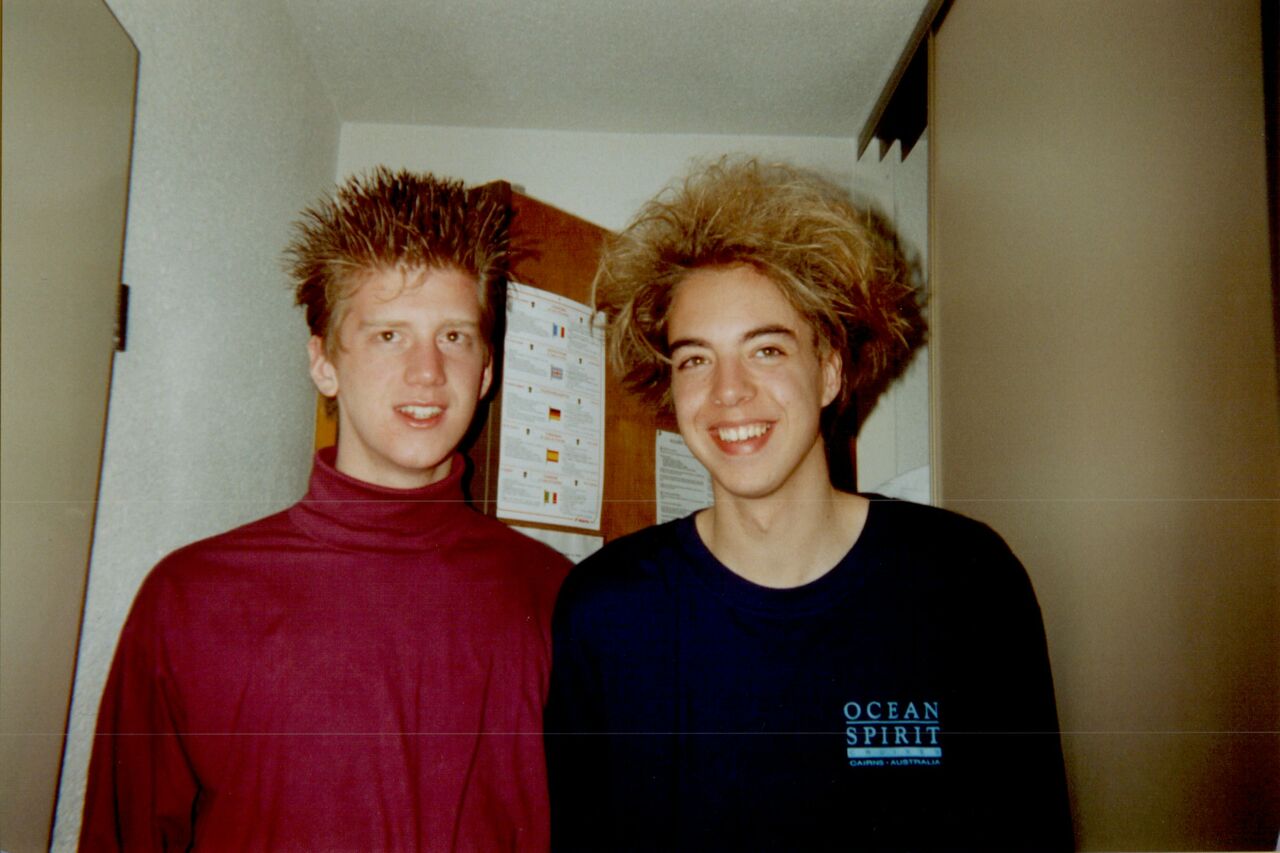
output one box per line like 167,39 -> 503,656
844,699 -> 942,767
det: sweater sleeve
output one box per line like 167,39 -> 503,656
79,576 -> 199,852
957,533 -> 1074,850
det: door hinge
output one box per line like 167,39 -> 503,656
114,283 -> 130,352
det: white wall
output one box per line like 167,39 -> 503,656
53,1 -> 339,847
339,122 -> 858,233
339,122 -> 930,499
851,135 -> 931,501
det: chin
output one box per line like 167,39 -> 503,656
711,473 -> 787,502
388,446 -> 455,478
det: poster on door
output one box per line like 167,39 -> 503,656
655,429 -> 715,523
495,281 -> 605,530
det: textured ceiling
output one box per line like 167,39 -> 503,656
281,0 -> 928,137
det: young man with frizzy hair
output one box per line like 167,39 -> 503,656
81,168 -> 571,850
545,158 -> 1072,851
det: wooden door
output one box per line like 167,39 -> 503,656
0,1 -> 137,849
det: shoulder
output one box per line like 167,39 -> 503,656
436,513 -> 572,605
862,497 -> 1034,597
460,513 -> 573,572
564,520 -> 685,590
865,496 -> 1015,558
553,520 -> 687,622
859,501 -> 1054,658
145,509 -> 294,584
118,509 -> 294,632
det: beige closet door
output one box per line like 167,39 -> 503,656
930,2 -> 1278,849
1,1 -> 137,849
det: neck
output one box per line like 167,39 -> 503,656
696,451 -> 869,589
289,448 -> 475,552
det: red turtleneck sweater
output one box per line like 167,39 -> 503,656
80,450 -> 570,851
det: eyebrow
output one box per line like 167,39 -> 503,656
668,324 -> 798,353
357,318 -> 480,329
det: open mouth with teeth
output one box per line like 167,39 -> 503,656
714,422 -> 772,443
397,404 -> 444,422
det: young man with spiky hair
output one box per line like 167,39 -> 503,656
544,158 -> 1072,851
82,168 -> 570,850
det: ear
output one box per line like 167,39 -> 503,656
478,351 -> 494,399
308,336 -> 339,398
820,348 -> 842,409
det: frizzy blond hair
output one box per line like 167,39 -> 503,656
593,156 -> 924,412
286,167 -> 510,355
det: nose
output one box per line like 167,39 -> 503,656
405,340 -> 445,386
711,357 -> 754,407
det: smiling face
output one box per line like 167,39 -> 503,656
667,265 -> 841,504
308,266 -> 492,489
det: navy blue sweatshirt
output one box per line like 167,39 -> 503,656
545,498 -> 1072,852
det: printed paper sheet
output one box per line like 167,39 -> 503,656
512,525 -> 605,564
496,281 -> 604,530
655,429 -> 714,523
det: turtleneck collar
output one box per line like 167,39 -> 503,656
288,447 -> 476,552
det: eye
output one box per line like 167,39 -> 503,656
675,354 -> 707,370
441,329 -> 472,346
753,345 -> 785,359
377,330 -> 401,343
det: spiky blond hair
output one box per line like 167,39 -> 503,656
594,156 -> 924,412
286,167 -> 510,354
